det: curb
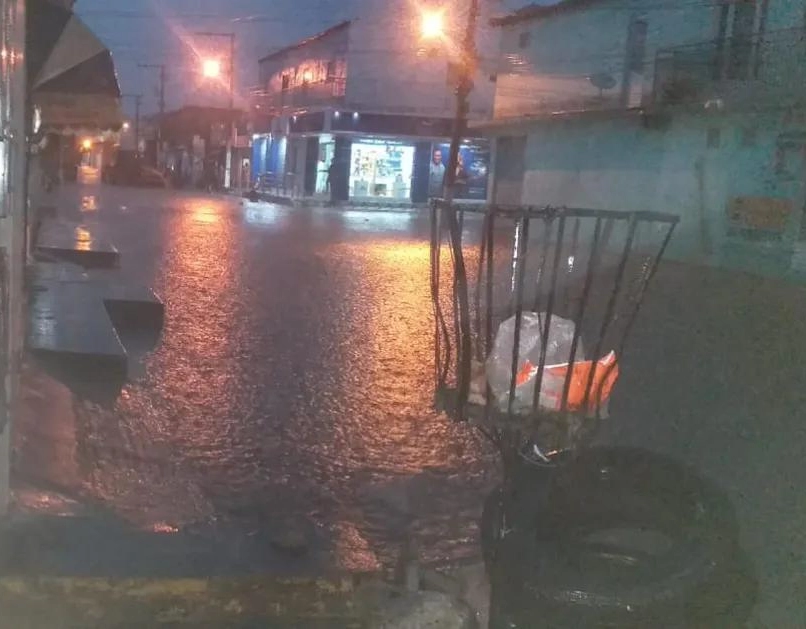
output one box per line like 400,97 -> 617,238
241,192 -> 427,213
0,573 -> 377,627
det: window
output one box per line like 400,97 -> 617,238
740,127 -> 757,147
326,60 -> 336,82
707,127 -> 721,148
518,31 -> 531,49
281,74 -> 290,90
715,0 -> 759,80
727,0 -> 756,79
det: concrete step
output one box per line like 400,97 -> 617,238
27,263 -> 165,375
28,279 -> 127,375
36,220 -> 120,269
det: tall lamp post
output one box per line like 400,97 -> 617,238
121,93 -> 143,155
421,1 -> 480,413
138,63 -> 167,167
195,31 -> 236,189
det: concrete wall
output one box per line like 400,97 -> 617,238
509,108 -> 806,261
0,0 -> 27,514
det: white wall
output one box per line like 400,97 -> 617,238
513,109 -> 806,260
344,2 -> 496,119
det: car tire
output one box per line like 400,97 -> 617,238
483,447 -> 751,628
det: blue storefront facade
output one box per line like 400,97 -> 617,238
251,111 -> 490,204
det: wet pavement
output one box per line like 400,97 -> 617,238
17,184 -> 498,575
14,183 -> 806,626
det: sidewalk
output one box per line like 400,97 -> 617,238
240,189 -> 429,212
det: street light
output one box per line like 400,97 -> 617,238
122,121 -> 130,131
202,57 -> 222,79
195,31 -> 236,189
81,138 -> 93,151
421,10 -> 445,39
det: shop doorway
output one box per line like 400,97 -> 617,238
316,135 -> 335,196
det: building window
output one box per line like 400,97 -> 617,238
326,60 -> 336,82
740,127 -> 757,147
518,31 -> 531,49
706,127 -> 721,148
281,74 -> 290,90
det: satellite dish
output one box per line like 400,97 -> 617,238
589,73 -> 617,91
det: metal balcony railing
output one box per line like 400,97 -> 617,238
251,77 -> 346,113
653,27 -> 806,106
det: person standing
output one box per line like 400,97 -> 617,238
429,148 -> 446,198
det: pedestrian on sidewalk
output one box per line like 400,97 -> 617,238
327,160 -> 337,204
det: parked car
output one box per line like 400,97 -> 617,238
103,151 -> 168,188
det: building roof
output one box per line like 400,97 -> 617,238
491,0 -> 603,27
258,20 -> 351,64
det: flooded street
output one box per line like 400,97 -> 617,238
18,184 -> 497,571
15,184 -> 806,626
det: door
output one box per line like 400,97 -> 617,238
494,135 -> 526,205
304,136 -> 319,196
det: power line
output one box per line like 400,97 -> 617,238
79,1 -> 730,21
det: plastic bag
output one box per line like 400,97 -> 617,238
484,312 -> 618,414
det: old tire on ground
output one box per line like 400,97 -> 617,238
483,447 -> 754,628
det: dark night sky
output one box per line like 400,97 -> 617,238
76,0 -> 537,115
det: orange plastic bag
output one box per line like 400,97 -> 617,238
515,351 -> 619,413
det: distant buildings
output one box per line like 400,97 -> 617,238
483,0 -> 806,274
248,7 -> 498,204
157,106 -> 245,189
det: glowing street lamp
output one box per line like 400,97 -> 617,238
122,121 -> 131,131
202,58 -> 222,79
421,10 -> 445,39
81,138 -> 93,151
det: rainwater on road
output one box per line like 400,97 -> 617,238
16,184 -> 806,627
18,185 -> 497,572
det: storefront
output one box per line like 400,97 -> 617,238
249,111 -> 491,203
349,138 -> 415,200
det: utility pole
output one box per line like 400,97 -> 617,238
195,31 -> 236,188
443,0 -> 480,413
139,64 -> 166,167
122,93 -> 142,154
138,63 -> 166,117
443,0 -> 479,203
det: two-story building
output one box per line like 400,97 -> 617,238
485,0 -> 806,274
250,5 -> 498,205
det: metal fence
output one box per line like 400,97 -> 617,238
431,202 -> 679,459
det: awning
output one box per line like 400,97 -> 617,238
34,92 -> 123,136
28,0 -> 123,134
